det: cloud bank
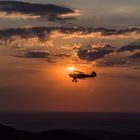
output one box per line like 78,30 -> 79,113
0,1 -> 75,21
77,44 -> 114,61
117,41 -> 140,53
129,52 -> 140,59
1,26 -> 140,41
0,26 -> 140,67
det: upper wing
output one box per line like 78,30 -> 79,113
73,71 -> 85,74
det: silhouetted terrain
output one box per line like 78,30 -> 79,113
0,123 -> 140,140
69,129 -> 140,140
0,123 -> 98,140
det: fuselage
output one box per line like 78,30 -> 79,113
69,73 -> 94,79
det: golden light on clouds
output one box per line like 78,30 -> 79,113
59,10 -> 81,18
47,30 -> 140,42
0,12 -> 40,19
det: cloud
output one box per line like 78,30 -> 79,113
75,41 -> 140,66
0,26 -> 140,67
92,27 -> 140,36
75,41 -> 140,67
24,51 -> 50,58
128,52 -> 140,59
0,27 -> 51,41
117,41 -> 140,53
77,44 -> 114,61
23,51 -> 71,58
15,51 -> 57,63
0,1 -> 75,21
54,53 -> 71,58
15,51 -> 50,58
1,27 -> 140,43
15,51 -> 72,64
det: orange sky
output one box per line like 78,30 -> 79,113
0,55 -> 139,112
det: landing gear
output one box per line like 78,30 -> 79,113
72,78 -> 78,83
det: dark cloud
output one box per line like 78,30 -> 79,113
76,43 -> 128,66
0,26 -> 140,67
77,44 -> 114,61
24,51 -> 50,58
23,51 -> 71,59
54,53 -> 71,58
92,27 -> 140,36
15,51 -> 71,63
15,51 -> 50,59
0,1 -> 74,21
128,52 -> 140,59
1,27 -> 140,43
117,41 -> 140,53
76,41 -> 140,66
0,27 -> 52,42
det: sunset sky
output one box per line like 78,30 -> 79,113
0,0 -> 140,112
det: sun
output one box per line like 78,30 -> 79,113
68,66 -> 75,71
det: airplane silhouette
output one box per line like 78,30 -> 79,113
69,70 -> 97,83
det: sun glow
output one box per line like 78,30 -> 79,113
68,66 -> 75,71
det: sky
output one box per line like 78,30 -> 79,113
1,0 -> 140,28
0,0 -> 140,112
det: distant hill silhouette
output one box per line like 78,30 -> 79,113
0,123 -> 98,140
0,123 -> 140,140
69,129 -> 140,140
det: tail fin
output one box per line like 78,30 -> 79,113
91,71 -> 96,77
